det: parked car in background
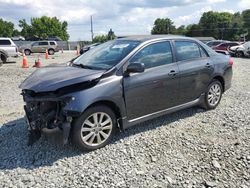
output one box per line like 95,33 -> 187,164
80,43 -> 100,55
0,37 -> 18,63
11,36 -> 25,41
19,41 -> 59,55
20,35 -> 233,151
229,41 -> 250,57
47,36 -> 62,41
212,42 -> 240,51
206,40 -> 229,48
25,36 -> 44,41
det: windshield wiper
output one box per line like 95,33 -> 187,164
73,64 -> 94,69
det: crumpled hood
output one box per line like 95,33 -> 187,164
230,45 -> 243,51
19,64 -> 105,93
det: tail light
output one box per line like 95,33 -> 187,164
229,58 -> 233,66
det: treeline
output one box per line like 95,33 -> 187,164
0,16 -> 69,40
152,9 -> 250,40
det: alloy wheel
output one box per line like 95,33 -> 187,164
207,83 -> 221,106
80,112 -> 113,147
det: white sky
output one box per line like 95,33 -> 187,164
0,0 -> 249,41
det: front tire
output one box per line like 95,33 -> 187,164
204,80 -> 223,110
72,105 -> 117,151
48,49 -> 55,55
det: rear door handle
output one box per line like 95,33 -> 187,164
168,70 -> 177,76
205,63 -> 212,68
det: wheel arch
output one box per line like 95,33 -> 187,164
85,100 -> 123,129
212,75 -> 225,92
0,51 -> 8,62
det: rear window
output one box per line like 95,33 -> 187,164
175,41 -> 202,61
39,42 -> 48,45
0,39 -> 11,45
49,42 -> 56,45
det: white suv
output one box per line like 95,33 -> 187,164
0,38 -> 18,63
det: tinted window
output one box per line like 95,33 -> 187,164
213,42 -> 222,46
175,41 -> 201,61
130,41 -> 173,69
0,40 -> 11,45
219,43 -> 228,47
50,42 -> 56,45
229,42 -> 238,46
39,42 -> 48,45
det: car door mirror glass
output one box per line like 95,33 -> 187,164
126,63 -> 145,73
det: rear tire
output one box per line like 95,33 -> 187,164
203,80 -> 223,110
0,53 -> 7,63
235,51 -> 244,58
24,49 -> 31,56
72,105 -> 117,151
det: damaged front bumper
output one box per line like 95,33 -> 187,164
22,91 -> 76,146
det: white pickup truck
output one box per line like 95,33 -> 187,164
0,37 -> 18,65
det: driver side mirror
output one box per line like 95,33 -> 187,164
126,63 -> 145,73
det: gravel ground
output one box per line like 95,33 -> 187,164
0,54 -> 249,188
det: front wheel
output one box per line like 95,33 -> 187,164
204,80 -> 223,110
72,105 -> 117,151
48,49 -> 55,55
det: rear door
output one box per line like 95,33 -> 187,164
0,39 -> 16,57
174,40 -> 214,104
123,41 -> 180,120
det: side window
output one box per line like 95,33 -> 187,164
175,41 -> 201,61
199,46 -> 208,58
130,41 -> 173,69
32,42 -> 39,46
0,40 -> 11,45
39,42 -> 48,45
49,42 -> 56,45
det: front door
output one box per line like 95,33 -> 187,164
123,41 -> 180,120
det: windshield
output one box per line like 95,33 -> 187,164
73,40 -> 140,70
243,42 -> 250,48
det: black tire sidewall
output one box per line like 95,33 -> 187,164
205,80 -> 223,110
48,49 -> 55,55
24,50 -> 31,56
72,105 -> 117,151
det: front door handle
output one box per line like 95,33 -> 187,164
168,70 -> 177,76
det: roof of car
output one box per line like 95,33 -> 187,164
116,35 -> 195,42
0,37 -> 11,40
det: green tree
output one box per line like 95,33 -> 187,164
19,19 -> 32,37
242,9 -> 250,40
0,18 -> 15,37
93,29 -> 116,43
175,25 -> 186,35
30,16 -> 69,40
151,18 -> 176,34
107,28 -> 115,40
199,11 -> 233,39
19,16 -> 69,40
227,12 -> 244,40
186,24 -> 203,37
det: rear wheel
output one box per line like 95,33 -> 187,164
72,105 -> 117,151
24,49 -> 31,56
0,53 -> 7,63
204,80 -> 223,110
235,51 -> 244,58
